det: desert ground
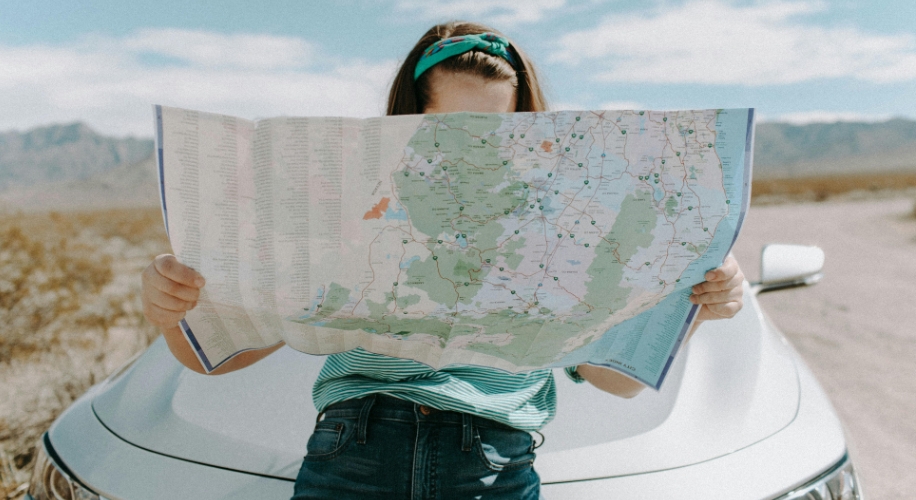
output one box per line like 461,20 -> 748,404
732,190 -> 916,499
0,209 -> 170,498
1,189 -> 914,498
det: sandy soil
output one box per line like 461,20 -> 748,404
2,195 -> 912,498
0,209 -> 168,497
732,191 -> 916,499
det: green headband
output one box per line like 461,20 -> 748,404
414,32 -> 518,80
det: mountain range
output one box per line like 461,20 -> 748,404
0,123 -> 156,212
0,123 -> 152,192
753,119 -> 916,178
1,118 -> 914,212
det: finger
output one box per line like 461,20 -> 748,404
154,254 -> 205,288
149,288 -> 196,312
145,267 -> 201,302
143,302 -> 188,328
704,300 -> 743,319
692,273 -> 743,294
703,255 -> 740,282
695,305 -> 719,323
690,287 -> 742,305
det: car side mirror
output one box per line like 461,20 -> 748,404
752,244 -> 825,294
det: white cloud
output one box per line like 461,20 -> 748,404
395,0 -> 567,26
598,100 -> 645,111
762,111 -> 896,124
550,0 -> 916,85
549,101 -> 588,111
123,29 -> 315,70
0,29 -> 397,137
550,100 -> 645,111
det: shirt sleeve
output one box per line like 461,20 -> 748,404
563,365 -> 586,384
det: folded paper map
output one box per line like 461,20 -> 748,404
155,105 -> 753,388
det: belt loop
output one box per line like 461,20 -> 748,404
531,430 -> 545,450
357,394 -> 377,445
461,413 -> 473,452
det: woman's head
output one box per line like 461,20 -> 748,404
387,21 -> 548,115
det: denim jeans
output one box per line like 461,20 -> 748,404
291,394 -> 541,499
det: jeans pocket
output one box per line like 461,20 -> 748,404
474,425 -> 536,471
304,418 -> 352,461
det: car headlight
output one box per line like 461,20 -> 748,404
27,433 -> 102,500
776,453 -> 862,500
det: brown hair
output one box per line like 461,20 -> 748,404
386,21 -> 548,115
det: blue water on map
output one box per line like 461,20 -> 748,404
400,256 -> 419,269
385,204 -> 408,220
550,108 -> 752,391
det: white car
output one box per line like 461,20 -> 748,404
27,244 -> 863,499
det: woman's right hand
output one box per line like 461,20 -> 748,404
142,254 -> 283,375
141,254 -> 205,329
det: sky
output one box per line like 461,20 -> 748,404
1,0 -> 915,137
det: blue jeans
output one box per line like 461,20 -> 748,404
291,394 -> 541,499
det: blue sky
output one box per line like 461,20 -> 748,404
1,0 -> 914,136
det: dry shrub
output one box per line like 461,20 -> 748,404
752,171 -> 916,205
67,208 -> 168,246
0,224 -> 112,360
0,207 -> 169,498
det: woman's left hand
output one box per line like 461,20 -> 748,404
690,254 -> 745,322
579,254 -> 745,396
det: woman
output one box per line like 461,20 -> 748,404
141,21 -> 744,499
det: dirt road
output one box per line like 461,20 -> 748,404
732,191 -> 916,499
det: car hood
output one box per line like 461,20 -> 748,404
91,286 -> 799,482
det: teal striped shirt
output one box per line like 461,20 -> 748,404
312,348 -> 584,432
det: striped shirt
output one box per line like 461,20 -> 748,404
312,348 -> 584,432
